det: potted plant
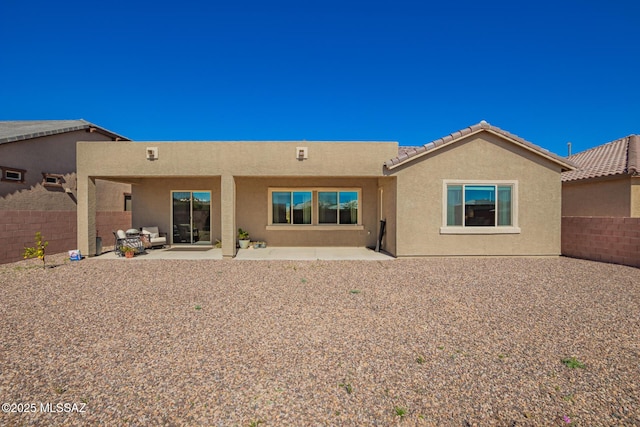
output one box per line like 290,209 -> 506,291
122,246 -> 136,258
237,228 -> 251,249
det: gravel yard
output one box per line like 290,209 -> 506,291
1,255 -> 639,426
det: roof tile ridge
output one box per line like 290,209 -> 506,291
628,135 -> 639,175
483,122 -> 530,146
427,122 -> 477,149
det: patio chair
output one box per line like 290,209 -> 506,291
140,226 -> 167,248
113,229 -> 144,256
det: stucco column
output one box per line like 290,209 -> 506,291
77,175 -> 96,257
220,174 -> 236,257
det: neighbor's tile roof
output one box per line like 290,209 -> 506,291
562,135 -> 639,182
0,119 -> 129,144
387,121 -> 576,171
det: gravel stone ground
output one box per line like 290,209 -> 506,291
0,255 -> 639,426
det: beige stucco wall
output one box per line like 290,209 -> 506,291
130,177 -> 221,243
77,141 -> 397,178
96,180 -> 131,212
389,133 -> 564,256
562,176 -> 631,217
0,173 -> 128,212
235,177 -> 379,247
77,141 -> 398,256
632,178 -> 640,218
77,137 -> 567,257
0,130 -> 130,212
377,177 -> 397,255
0,172 -> 78,211
0,130 -> 114,197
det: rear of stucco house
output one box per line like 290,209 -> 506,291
77,122 -> 574,258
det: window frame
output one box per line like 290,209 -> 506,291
317,190 -> 360,225
267,187 -> 363,230
124,193 -> 132,212
440,180 -> 520,235
42,173 -> 64,188
1,166 -> 26,183
271,190 -> 313,225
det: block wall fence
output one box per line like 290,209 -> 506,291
0,211 -> 131,265
562,216 -> 640,268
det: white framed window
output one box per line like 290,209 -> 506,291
1,166 -> 25,183
441,180 -> 520,234
42,173 -> 63,187
268,188 -> 362,229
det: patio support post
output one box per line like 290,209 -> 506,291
77,175 -> 97,257
220,174 -> 236,257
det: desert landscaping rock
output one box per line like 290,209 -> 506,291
1,255 -> 639,426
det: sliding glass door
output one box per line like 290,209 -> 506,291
172,191 -> 211,245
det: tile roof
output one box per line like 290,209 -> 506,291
0,119 -> 129,144
386,121 -> 576,171
397,146 -> 422,157
562,135 -> 639,182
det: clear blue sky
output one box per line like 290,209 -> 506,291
1,0 -> 638,155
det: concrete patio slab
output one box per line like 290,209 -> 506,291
235,246 -> 395,261
93,247 -> 223,260
92,246 -> 394,261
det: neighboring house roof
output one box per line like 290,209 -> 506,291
562,135 -> 639,182
0,119 -> 129,144
387,121 -> 576,171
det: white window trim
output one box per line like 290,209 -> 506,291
267,187 -> 363,229
440,179 -> 520,235
42,173 -> 64,187
6,170 -> 22,181
2,168 -> 24,182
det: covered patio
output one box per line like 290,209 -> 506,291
77,140 -> 398,258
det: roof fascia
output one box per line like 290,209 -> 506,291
386,128 -> 575,171
386,128 -> 484,170
0,121 -> 130,144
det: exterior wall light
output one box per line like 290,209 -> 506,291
146,147 -> 158,160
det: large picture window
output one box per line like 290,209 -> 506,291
272,191 -> 312,224
443,181 -> 519,234
269,188 -> 361,227
318,191 -> 358,225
